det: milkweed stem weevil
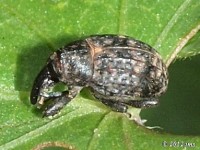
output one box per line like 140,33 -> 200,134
30,35 -> 168,117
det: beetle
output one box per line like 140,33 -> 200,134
30,34 -> 168,117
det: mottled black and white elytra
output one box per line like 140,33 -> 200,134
30,35 -> 168,117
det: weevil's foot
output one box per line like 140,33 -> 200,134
43,105 -> 61,117
36,96 -> 47,109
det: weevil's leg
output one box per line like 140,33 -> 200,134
43,95 -> 69,117
100,99 -> 128,113
125,98 -> 159,108
43,86 -> 82,117
91,90 -> 128,112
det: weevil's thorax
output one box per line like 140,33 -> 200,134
51,40 -> 93,86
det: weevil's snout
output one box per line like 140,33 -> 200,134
30,61 -> 59,105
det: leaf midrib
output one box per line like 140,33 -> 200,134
153,0 -> 191,50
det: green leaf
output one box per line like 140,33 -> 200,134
0,0 -> 200,150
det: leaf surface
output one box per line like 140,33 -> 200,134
0,0 -> 200,149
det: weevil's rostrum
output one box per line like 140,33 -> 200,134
30,35 -> 168,117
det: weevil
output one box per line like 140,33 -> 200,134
30,35 -> 168,117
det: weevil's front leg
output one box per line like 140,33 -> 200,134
43,86 -> 82,117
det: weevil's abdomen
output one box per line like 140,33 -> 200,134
88,35 -> 168,101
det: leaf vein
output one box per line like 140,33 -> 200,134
166,23 -> 200,67
87,111 -> 111,150
154,0 -> 192,49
